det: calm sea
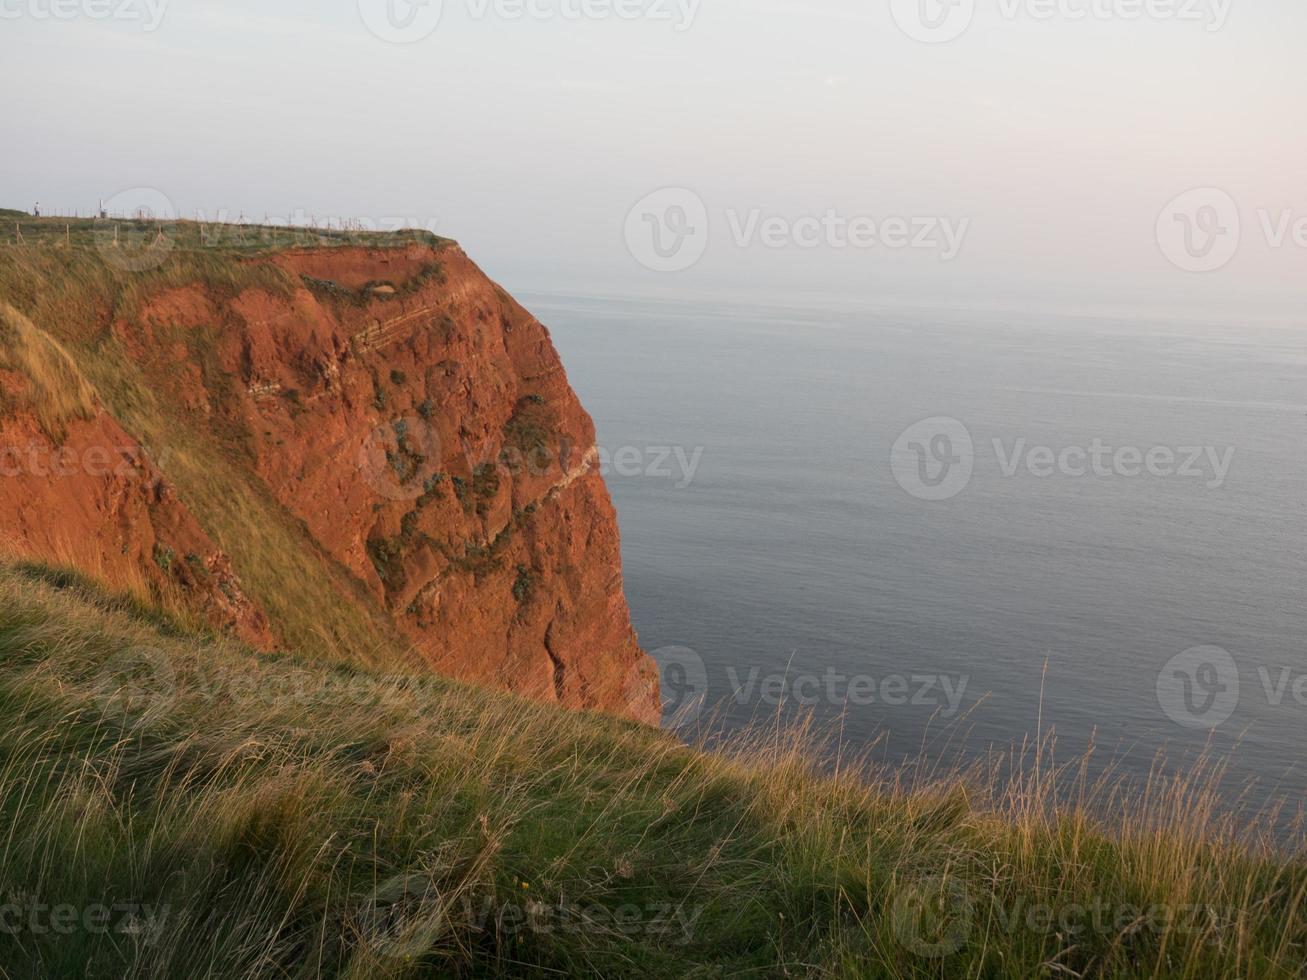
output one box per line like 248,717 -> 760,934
532,291 -> 1307,822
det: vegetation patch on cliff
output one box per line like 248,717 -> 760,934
500,394 -> 559,479
0,303 -> 98,439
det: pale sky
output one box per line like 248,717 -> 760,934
3,0 -> 1304,319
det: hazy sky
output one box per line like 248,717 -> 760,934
3,0 -> 1304,318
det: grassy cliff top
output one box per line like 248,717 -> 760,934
2,212 -> 453,254
0,561 -> 1302,979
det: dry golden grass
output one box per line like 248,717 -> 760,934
0,535 -> 205,638
0,302 -> 98,439
0,562 -> 1302,978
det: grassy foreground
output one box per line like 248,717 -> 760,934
0,563 -> 1303,979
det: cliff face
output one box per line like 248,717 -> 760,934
0,303 -> 272,645
0,237 -> 659,724
0,373 -> 273,647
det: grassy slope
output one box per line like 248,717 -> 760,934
0,304 -> 98,440
0,562 -> 1302,979
0,233 -> 419,669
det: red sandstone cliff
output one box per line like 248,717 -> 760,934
0,241 -> 659,724
0,305 -> 271,645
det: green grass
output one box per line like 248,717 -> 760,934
0,562 -> 1302,979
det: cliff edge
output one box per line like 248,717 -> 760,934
0,223 -> 660,723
